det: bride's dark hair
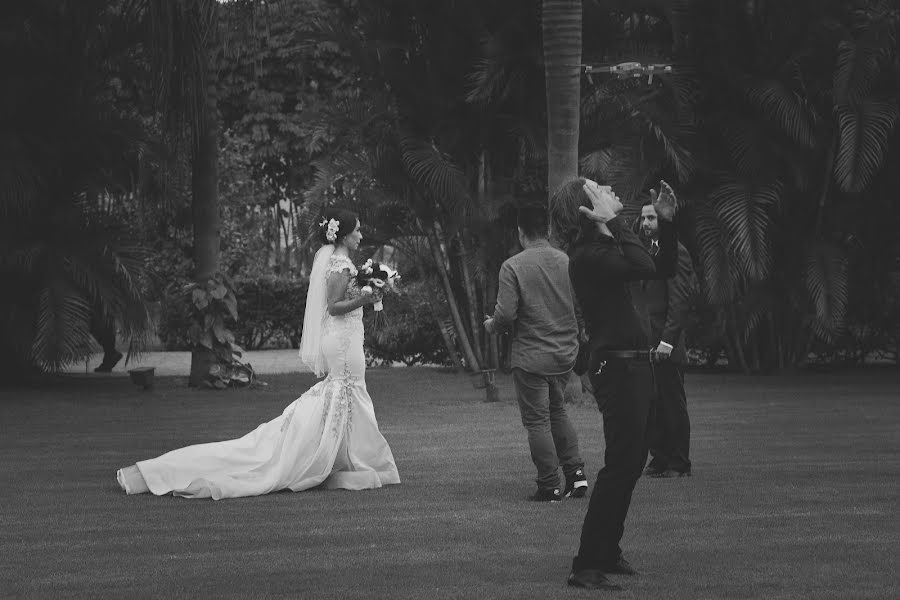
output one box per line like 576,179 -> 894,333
317,208 -> 359,245
548,178 -> 595,254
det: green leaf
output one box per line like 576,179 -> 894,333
199,331 -> 214,350
694,203 -> 735,306
834,99 -> 899,193
833,35 -> 883,105
223,294 -> 238,320
711,182 -> 781,281
192,288 -> 209,310
745,80 -> 815,147
209,281 -> 227,300
212,319 -> 229,343
801,242 -> 849,341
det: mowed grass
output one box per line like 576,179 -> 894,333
1,367 -> 898,600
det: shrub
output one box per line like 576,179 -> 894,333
363,280 -> 451,367
233,277 -> 308,350
159,277 -> 308,351
159,276 -> 451,367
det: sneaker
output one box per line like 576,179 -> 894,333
564,468 -> 588,498
643,462 -> 666,476
567,569 -> 623,591
602,556 -> 639,576
530,487 -> 561,502
648,468 -> 691,478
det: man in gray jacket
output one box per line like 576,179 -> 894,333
484,202 -> 587,502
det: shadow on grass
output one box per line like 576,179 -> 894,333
1,368 -> 898,599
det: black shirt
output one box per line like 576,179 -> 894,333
569,217 -> 678,352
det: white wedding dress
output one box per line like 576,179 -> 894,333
116,254 -> 400,499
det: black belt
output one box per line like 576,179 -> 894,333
596,349 -> 655,360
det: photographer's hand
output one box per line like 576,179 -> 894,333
651,180 -> 677,222
579,180 -> 623,223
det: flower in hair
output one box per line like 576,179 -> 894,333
321,218 -> 340,243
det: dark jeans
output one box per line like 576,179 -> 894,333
572,358 -> 654,571
511,368 -> 584,490
648,360 -> 691,473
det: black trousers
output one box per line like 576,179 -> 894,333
648,360 -> 691,473
572,358 -> 654,571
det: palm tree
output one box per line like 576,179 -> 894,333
542,0 -> 584,198
677,0 -> 899,370
142,0 -> 229,385
0,0 -> 155,377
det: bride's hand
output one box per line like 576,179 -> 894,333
359,286 -> 381,305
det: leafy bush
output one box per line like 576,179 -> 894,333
233,277 -> 308,350
160,277 -> 450,367
159,276 -> 308,351
363,281 -> 451,367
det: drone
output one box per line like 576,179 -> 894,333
582,62 -> 673,84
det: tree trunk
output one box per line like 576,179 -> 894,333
423,221 -> 481,371
542,0 -> 583,199
411,245 -> 464,371
189,92 -> 221,387
456,238 -> 486,367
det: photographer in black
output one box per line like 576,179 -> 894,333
550,178 -> 679,591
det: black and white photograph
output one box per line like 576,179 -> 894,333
1,0 -> 898,598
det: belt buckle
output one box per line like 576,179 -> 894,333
649,348 -> 658,363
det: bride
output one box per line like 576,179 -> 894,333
116,209 -> 400,499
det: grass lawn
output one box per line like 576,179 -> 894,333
1,367 -> 898,599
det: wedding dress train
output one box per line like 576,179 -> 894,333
116,254 -> 400,499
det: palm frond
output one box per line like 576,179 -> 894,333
714,116 -> 770,181
641,115 -> 695,184
745,79 -> 816,147
579,150 -> 614,180
147,0 -> 219,144
694,203 -> 736,306
31,282 -> 94,372
801,241 -> 849,341
834,99 -> 899,193
833,35 -> 883,105
732,283 -> 777,342
711,181 -> 781,281
398,133 -> 472,220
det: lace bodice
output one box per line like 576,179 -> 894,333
323,254 -> 364,338
327,254 -> 357,278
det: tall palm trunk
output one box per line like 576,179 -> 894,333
191,98 -> 220,283
543,0 -> 587,398
189,91 -> 221,386
542,0 -> 582,199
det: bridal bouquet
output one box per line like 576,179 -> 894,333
356,259 -> 400,326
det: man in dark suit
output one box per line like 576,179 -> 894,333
639,199 -> 693,478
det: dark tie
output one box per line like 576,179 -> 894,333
650,240 -> 659,256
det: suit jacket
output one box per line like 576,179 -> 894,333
642,241 -> 693,363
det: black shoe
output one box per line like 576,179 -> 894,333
567,569 -> 623,591
643,463 -> 665,476
564,468 -> 588,498
602,556 -> 638,576
530,487 -> 561,502
94,350 -> 123,373
648,468 -> 691,478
